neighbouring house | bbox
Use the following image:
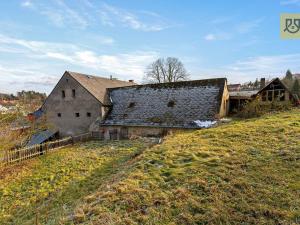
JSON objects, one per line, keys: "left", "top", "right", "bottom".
{"left": 229, "top": 77, "right": 298, "bottom": 112}
{"left": 92, "top": 78, "right": 229, "bottom": 140}
{"left": 41, "top": 71, "right": 135, "bottom": 137}
{"left": 256, "top": 78, "right": 297, "bottom": 103}
{"left": 228, "top": 84, "right": 241, "bottom": 92}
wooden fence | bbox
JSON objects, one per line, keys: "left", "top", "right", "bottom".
{"left": 0, "top": 132, "right": 95, "bottom": 165}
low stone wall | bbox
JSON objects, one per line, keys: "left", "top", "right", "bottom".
{"left": 96, "top": 126, "right": 179, "bottom": 140}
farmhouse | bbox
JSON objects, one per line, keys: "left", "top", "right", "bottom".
{"left": 93, "top": 78, "right": 229, "bottom": 140}
{"left": 42, "top": 71, "right": 135, "bottom": 136}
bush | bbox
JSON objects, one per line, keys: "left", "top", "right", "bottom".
{"left": 236, "top": 98, "right": 293, "bottom": 118}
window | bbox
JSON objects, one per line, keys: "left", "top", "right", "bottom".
{"left": 72, "top": 89, "right": 76, "bottom": 98}
{"left": 75, "top": 113, "right": 80, "bottom": 117}
{"left": 279, "top": 90, "right": 285, "bottom": 101}
{"left": 57, "top": 113, "right": 61, "bottom": 117}
{"left": 62, "top": 90, "right": 65, "bottom": 98}
{"left": 87, "top": 112, "right": 91, "bottom": 117}
{"left": 167, "top": 100, "right": 175, "bottom": 107}
{"left": 128, "top": 102, "right": 135, "bottom": 108}
{"left": 267, "top": 91, "right": 273, "bottom": 101}
{"left": 66, "top": 79, "right": 69, "bottom": 83}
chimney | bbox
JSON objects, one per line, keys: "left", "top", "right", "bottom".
{"left": 128, "top": 79, "right": 134, "bottom": 83}
{"left": 260, "top": 78, "right": 266, "bottom": 89}
{"left": 110, "top": 75, "right": 113, "bottom": 80}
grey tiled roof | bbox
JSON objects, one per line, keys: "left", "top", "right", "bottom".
{"left": 101, "top": 78, "right": 226, "bottom": 128}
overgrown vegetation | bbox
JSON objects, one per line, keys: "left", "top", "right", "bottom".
{"left": 236, "top": 98, "right": 293, "bottom": 118}
{"left": 0, "top": 109, "right": 299, "bottom": 224}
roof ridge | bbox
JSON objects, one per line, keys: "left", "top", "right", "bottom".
{"left": 107, "top": 77, "right": 226, "bottom": 90}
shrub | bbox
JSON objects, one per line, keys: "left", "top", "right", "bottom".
{"left": 236, "top": 97, "right": 293, "bottom": 118}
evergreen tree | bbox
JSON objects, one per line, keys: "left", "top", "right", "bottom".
{"left": 282, "top": 69, "right": 294, "bottom": 89}
{"left": 286, "top": 69, "right": 293, "bottom": 80}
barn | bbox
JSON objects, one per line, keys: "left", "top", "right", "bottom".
{"left": 93, "top": 78, "right": 229, "bottom": 140}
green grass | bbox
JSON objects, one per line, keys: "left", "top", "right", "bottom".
{"left": 0, "top": 109, "right": 300, "bottom": 224}
{"left": 0, "top": 140, "right": 148, "bottom": 224}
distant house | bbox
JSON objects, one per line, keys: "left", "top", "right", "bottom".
{"left": 256, "top": 78, "right": 297, "bottom": 103}
{"left": 293, "top": 73, "right": 300, "bottom": 79}
{"left": 94, "top": 78, "right": 229, "bottom": 140}
{"left": 229, "top": 77, "right": 298, "bottom": 112}
{"left": 228, "top": 84, "right": 241, "bottom": 92}
{"left": 42, "top": 71, "right": 135, "bottom": 136}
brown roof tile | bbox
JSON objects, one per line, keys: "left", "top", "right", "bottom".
{"left": 67, "top": 71, "right": 136, "bottom": 104}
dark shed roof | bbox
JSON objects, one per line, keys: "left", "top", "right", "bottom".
{"left": 27, "top": 130, "right": 58, "bottom": 146}
{"left": 101, "top": 78, "right": 227, "bottom": 128}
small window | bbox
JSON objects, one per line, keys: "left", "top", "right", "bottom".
{"left": 87, "top": 112, "right": 91, "bottom": 117}
{"left": 57, "top": 113, "right": 61, "bottom": 117}
{"left": 75, "top": 113, "right": 80, "bottom": 117}
{"left": 279, "top": 90, "right": 285, "bottom": 101}
{"left": 128, "top": 102, "right": 135, "bottom": 108}
{"left": 62, "top": 90, "right": 65, "bottom": 98}
{"left": 66, "top": 79, "right": 69, "bottom": 83}
{"left": 267, "top": 91, "right": 273, "bottom": 101}
{"left": 72, "top": 89, "right": 76, "bottom": 98}
{"left": 167, "top": 100, "right": 175, "bottom": 107}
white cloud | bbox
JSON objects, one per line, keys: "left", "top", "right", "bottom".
{"left": 0, "top": 34, "right": 158, "bottom": 92}
{"left": 204, "top": 34, "right": 216, "bottom": 41}
{"left": 21, "top": 0, "right": 89, "bottom": 29}
{"left": 99, "top": 3, "right": 172, "bottom": 31}
{"left": 204, "top": 17, "right": 264, "bottom": 42}
{"left": 21, "top": 0, "right": 34, "bottom": 8}
{"left": 204, "top": 32, "right": 232, "bottom": 41}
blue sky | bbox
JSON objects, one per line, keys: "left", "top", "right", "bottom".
{"left": 0, "top": 0, "right": 300, "bottom": 94}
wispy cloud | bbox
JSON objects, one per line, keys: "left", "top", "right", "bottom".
{"left": 21, "top": 0, "right": 34, "bottom": 8}
{"left": 204, "top": 33, "right": 232, "bottom": 41}
{"left": 98, "top": 3, "right": 173, "bottom": 31}
{"left": 280, "top": 0, "right": 300, "bottom": 6}
{"left": 204, "top": 17, "right": 264, "bottom": 41}
{"left": 21, "top": 0, "right": 89, "bottom": 29}
{"left": 235, "top": 18, "right": 264, "bottom": 34}
{"left": 0, "top": 34, "right": 158, "bottom": 92}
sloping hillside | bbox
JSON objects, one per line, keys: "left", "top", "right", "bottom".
{"left": 67, "top": 109, "right": 300, "bottom": 225}
{"left": 0, "top": 109, "right": 299, "bottom": 224}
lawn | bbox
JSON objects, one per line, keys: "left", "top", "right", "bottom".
{"left": 0, "top": 109, "right": 299, "bottom": 224}
{"left": 0, "top": 140, "right": 149, "bottom": 224}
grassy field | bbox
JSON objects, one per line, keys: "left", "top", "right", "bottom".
{"left": 0, "top": 109, "right": 299, "bottom": 224}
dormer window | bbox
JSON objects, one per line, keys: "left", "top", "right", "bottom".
{"left": 167, "top": 100, "right": 175, "bottom": 107}
{"left": 128, "top": 102, "right": 135, "bottom": 108}
{"left": 62, "top": 90, "right": 65, "bottom": 98}
{"left": 72, "top": 89, "right": 76, "bottom": 98}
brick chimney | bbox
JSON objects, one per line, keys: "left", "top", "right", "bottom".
{"left": 110, "top": 75, "right": 113, "bottom": 80}
{"left": 260, "top": 78, "right": 266, "bottom": 89}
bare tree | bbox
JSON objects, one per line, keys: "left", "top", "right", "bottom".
{"left": 144, "top": 57, "right": 189, "bottom": 83}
